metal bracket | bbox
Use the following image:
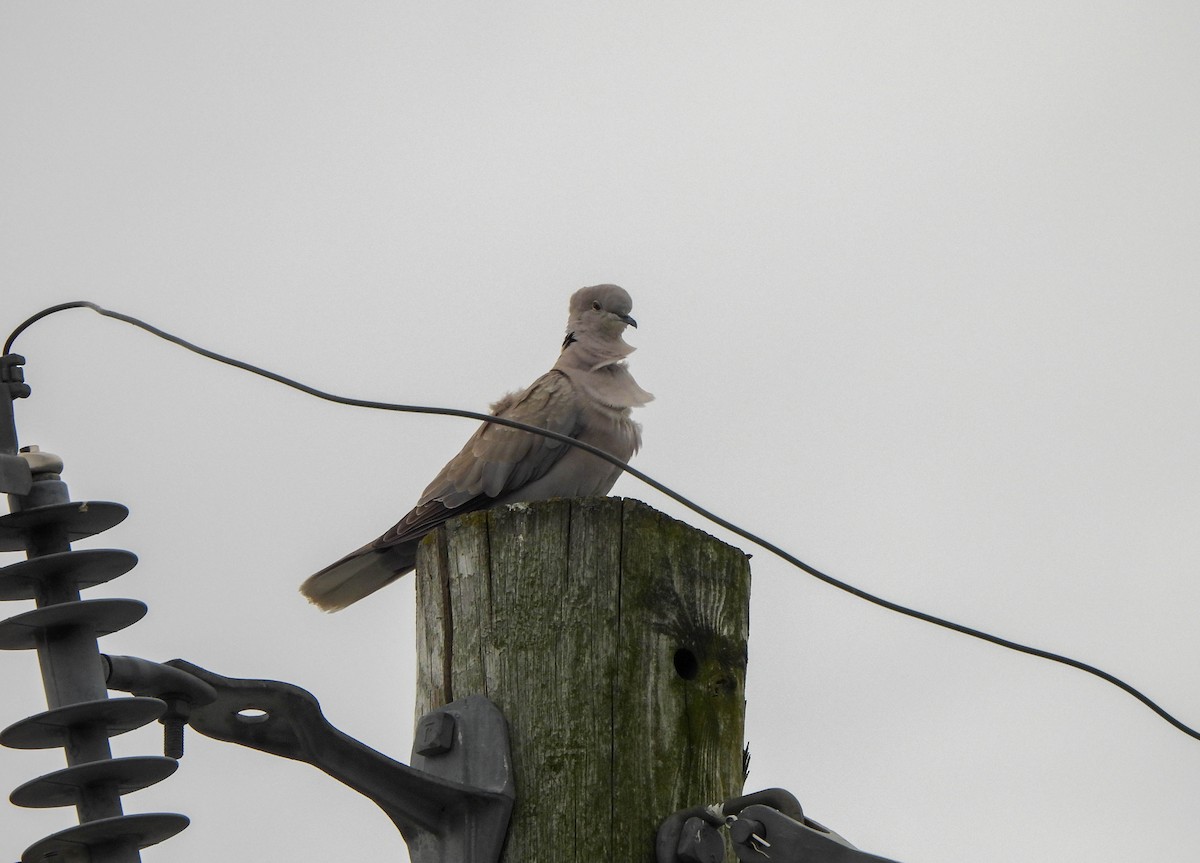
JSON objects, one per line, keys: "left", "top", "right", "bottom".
{"left": 659, "top": 788, "right": 901, "bottom": 863}
{"left": 106, "top": 658, "right": 514, "bottom": 863}
{"left": 0, "top": 353, "right": 32, "bottom": 496}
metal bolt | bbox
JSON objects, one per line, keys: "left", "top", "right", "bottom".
{"left": 163, "top": 717, "right": 185, "bottom": 759}
{"left": 161, "top": 699, "right": 191, "bottom": 759}
{"left": 415, "top": 710, "right": 456, "bottom": 756}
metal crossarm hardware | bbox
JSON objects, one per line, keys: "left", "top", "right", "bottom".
{"left": 126, "top": 660, "right": 515, "bottom": 863}
{"left": 659, "top": 788, "right": 901, "bottom": 863}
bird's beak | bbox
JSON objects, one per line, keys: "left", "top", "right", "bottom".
{"left": 619, "top": 313, "right": 638, "bottom": 328}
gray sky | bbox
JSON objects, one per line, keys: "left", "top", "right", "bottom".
{"left": 3, "top": 3, "right": 1199, "bottom": 861}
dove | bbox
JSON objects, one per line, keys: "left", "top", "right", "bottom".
{"left": 300, "top": 284, "right": 653, "bottom": 611}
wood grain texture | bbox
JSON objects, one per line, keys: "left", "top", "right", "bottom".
{"left": 415, "top": 497, "right": 751, "bottom": 862}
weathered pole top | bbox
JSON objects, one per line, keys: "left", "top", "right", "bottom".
{"left": 415, "top": 495, "right": 751, "bottom": 863}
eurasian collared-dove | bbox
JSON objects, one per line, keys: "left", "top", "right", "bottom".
{"left": 300, "top": 284, "right": 653, "bottom": 611}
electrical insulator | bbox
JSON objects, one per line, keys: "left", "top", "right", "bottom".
{"left": 1, "top": 446, "right": 188, "bottom": 863}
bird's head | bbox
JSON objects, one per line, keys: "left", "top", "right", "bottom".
{"left": 563, "top": 284, "right": 638, "bottom": 351}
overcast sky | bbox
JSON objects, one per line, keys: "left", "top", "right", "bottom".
{"left": 2, "top": 3, "right": 1199, "bottom": 862}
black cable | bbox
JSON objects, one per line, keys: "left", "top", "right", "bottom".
{"left": 6, "top": 301, "right": 1198, "bottom": 742}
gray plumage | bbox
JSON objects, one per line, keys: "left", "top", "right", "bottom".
{"left": 300, "top": 284, "right": 653, "bottom": 611}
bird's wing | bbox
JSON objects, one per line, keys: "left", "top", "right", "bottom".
{"left": 371, "top": 369, "right": 584, "bottom": 548}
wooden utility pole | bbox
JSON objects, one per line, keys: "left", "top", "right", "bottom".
{"left": 415, "top": 496, "right": 751, "bottom": 862}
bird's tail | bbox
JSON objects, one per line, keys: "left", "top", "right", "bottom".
{"left": 299, "top": 547, "right": 411, "bottom": 612}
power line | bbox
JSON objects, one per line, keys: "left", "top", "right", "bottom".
{"left": 5, "top": 300, "right": 1198, "bottom": 742}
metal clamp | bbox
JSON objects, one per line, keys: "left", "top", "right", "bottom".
{"left": 102, "top": 654, "right": 219, "bottom": 758}
{"left": 106, "top": 658, "right": 515, "bottom": 863}
{"left": 659, "top": 788, "right": 901, "bottom": 863}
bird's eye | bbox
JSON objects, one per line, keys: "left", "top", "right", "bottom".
{"left": 591, "top": 300, "right": 602, "bottom": 311}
